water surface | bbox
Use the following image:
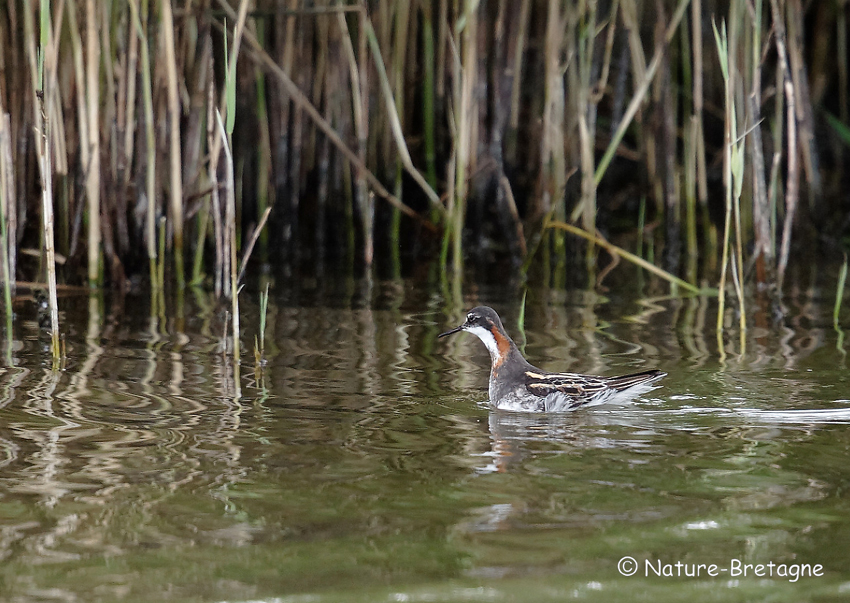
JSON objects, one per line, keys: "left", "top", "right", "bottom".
{"left": 0, "top": 275, "right": 848, "bottom": 602}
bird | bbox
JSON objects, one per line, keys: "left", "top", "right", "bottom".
{"left": 439, "top": 306, "right": 666, "bottom": 412}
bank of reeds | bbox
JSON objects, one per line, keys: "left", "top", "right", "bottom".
{"left": 0, "top": 1, "right": 848, "bottom": 324}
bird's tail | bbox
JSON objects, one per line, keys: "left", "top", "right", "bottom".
{"left": 605, "top": 369, "right": 667, "bottom": 391}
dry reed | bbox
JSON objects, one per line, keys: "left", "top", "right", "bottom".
{"left": 0, "top": 0, "right": 845, "bottom": 358}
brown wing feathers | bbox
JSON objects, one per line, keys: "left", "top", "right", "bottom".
{"left": 524, "top": 369, "right": 666, "bottom": 399}
{"left": 604, "top": 369, "right": 667, "bottom": 391}
{"left": 524, "top": 371, "right": 609, "bottom": 399}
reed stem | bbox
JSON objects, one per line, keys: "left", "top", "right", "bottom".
{"left": 770, "top": 0, "right": 799, "bottom": 292}
{"left": 161, "top": 0, "right": 184, "bottom": 288}
{"left": 217, "top": 105, "right": 240, "bottom": 397}
{"left": 365, "top": 19, "right": 442, "bottom": 213}
{"left": 85, "top": 0, "right": 101, "bottom": 287}
{"left": 0, "top": 114, "right": 13, "bottom": 364}
{"left": 834, "top": 254, "right": 848, "bottom": 330}
{"left": 257, "top": 282, "right": 269, "bottom": 364}
{"left": 421, "top": 2, "right": 437, "bottom": 198}
{"left": 128, "top": 0, "right": 157, "bottom": 288}
{"left": 31, "top": 0, "right": 60, "bottom": 363}
{"left": 548, "top": 220, "right": 706, "bottom": 294}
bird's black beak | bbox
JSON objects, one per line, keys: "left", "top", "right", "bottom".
{"left": 438, "top": 323, "right": 465, "bottom": 338}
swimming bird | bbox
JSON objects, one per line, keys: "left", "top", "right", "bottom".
{"left": 439, "top": 306, "right": 666, "bottom": 412}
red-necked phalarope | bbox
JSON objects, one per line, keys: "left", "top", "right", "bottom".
{"left": 439, "top": 306, "right": 666, "bottom": 412}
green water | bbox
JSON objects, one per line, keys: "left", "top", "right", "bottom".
{"left": 0, "top": 276, "right": 848, "bottom": 602}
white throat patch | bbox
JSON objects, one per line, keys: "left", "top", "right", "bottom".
{"left": 466, "top": 325, "right": 502, "bottom": 359}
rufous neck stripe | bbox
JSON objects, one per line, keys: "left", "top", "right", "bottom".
{"left": 490, "top": 326, "right": 511, "bottom": 366}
